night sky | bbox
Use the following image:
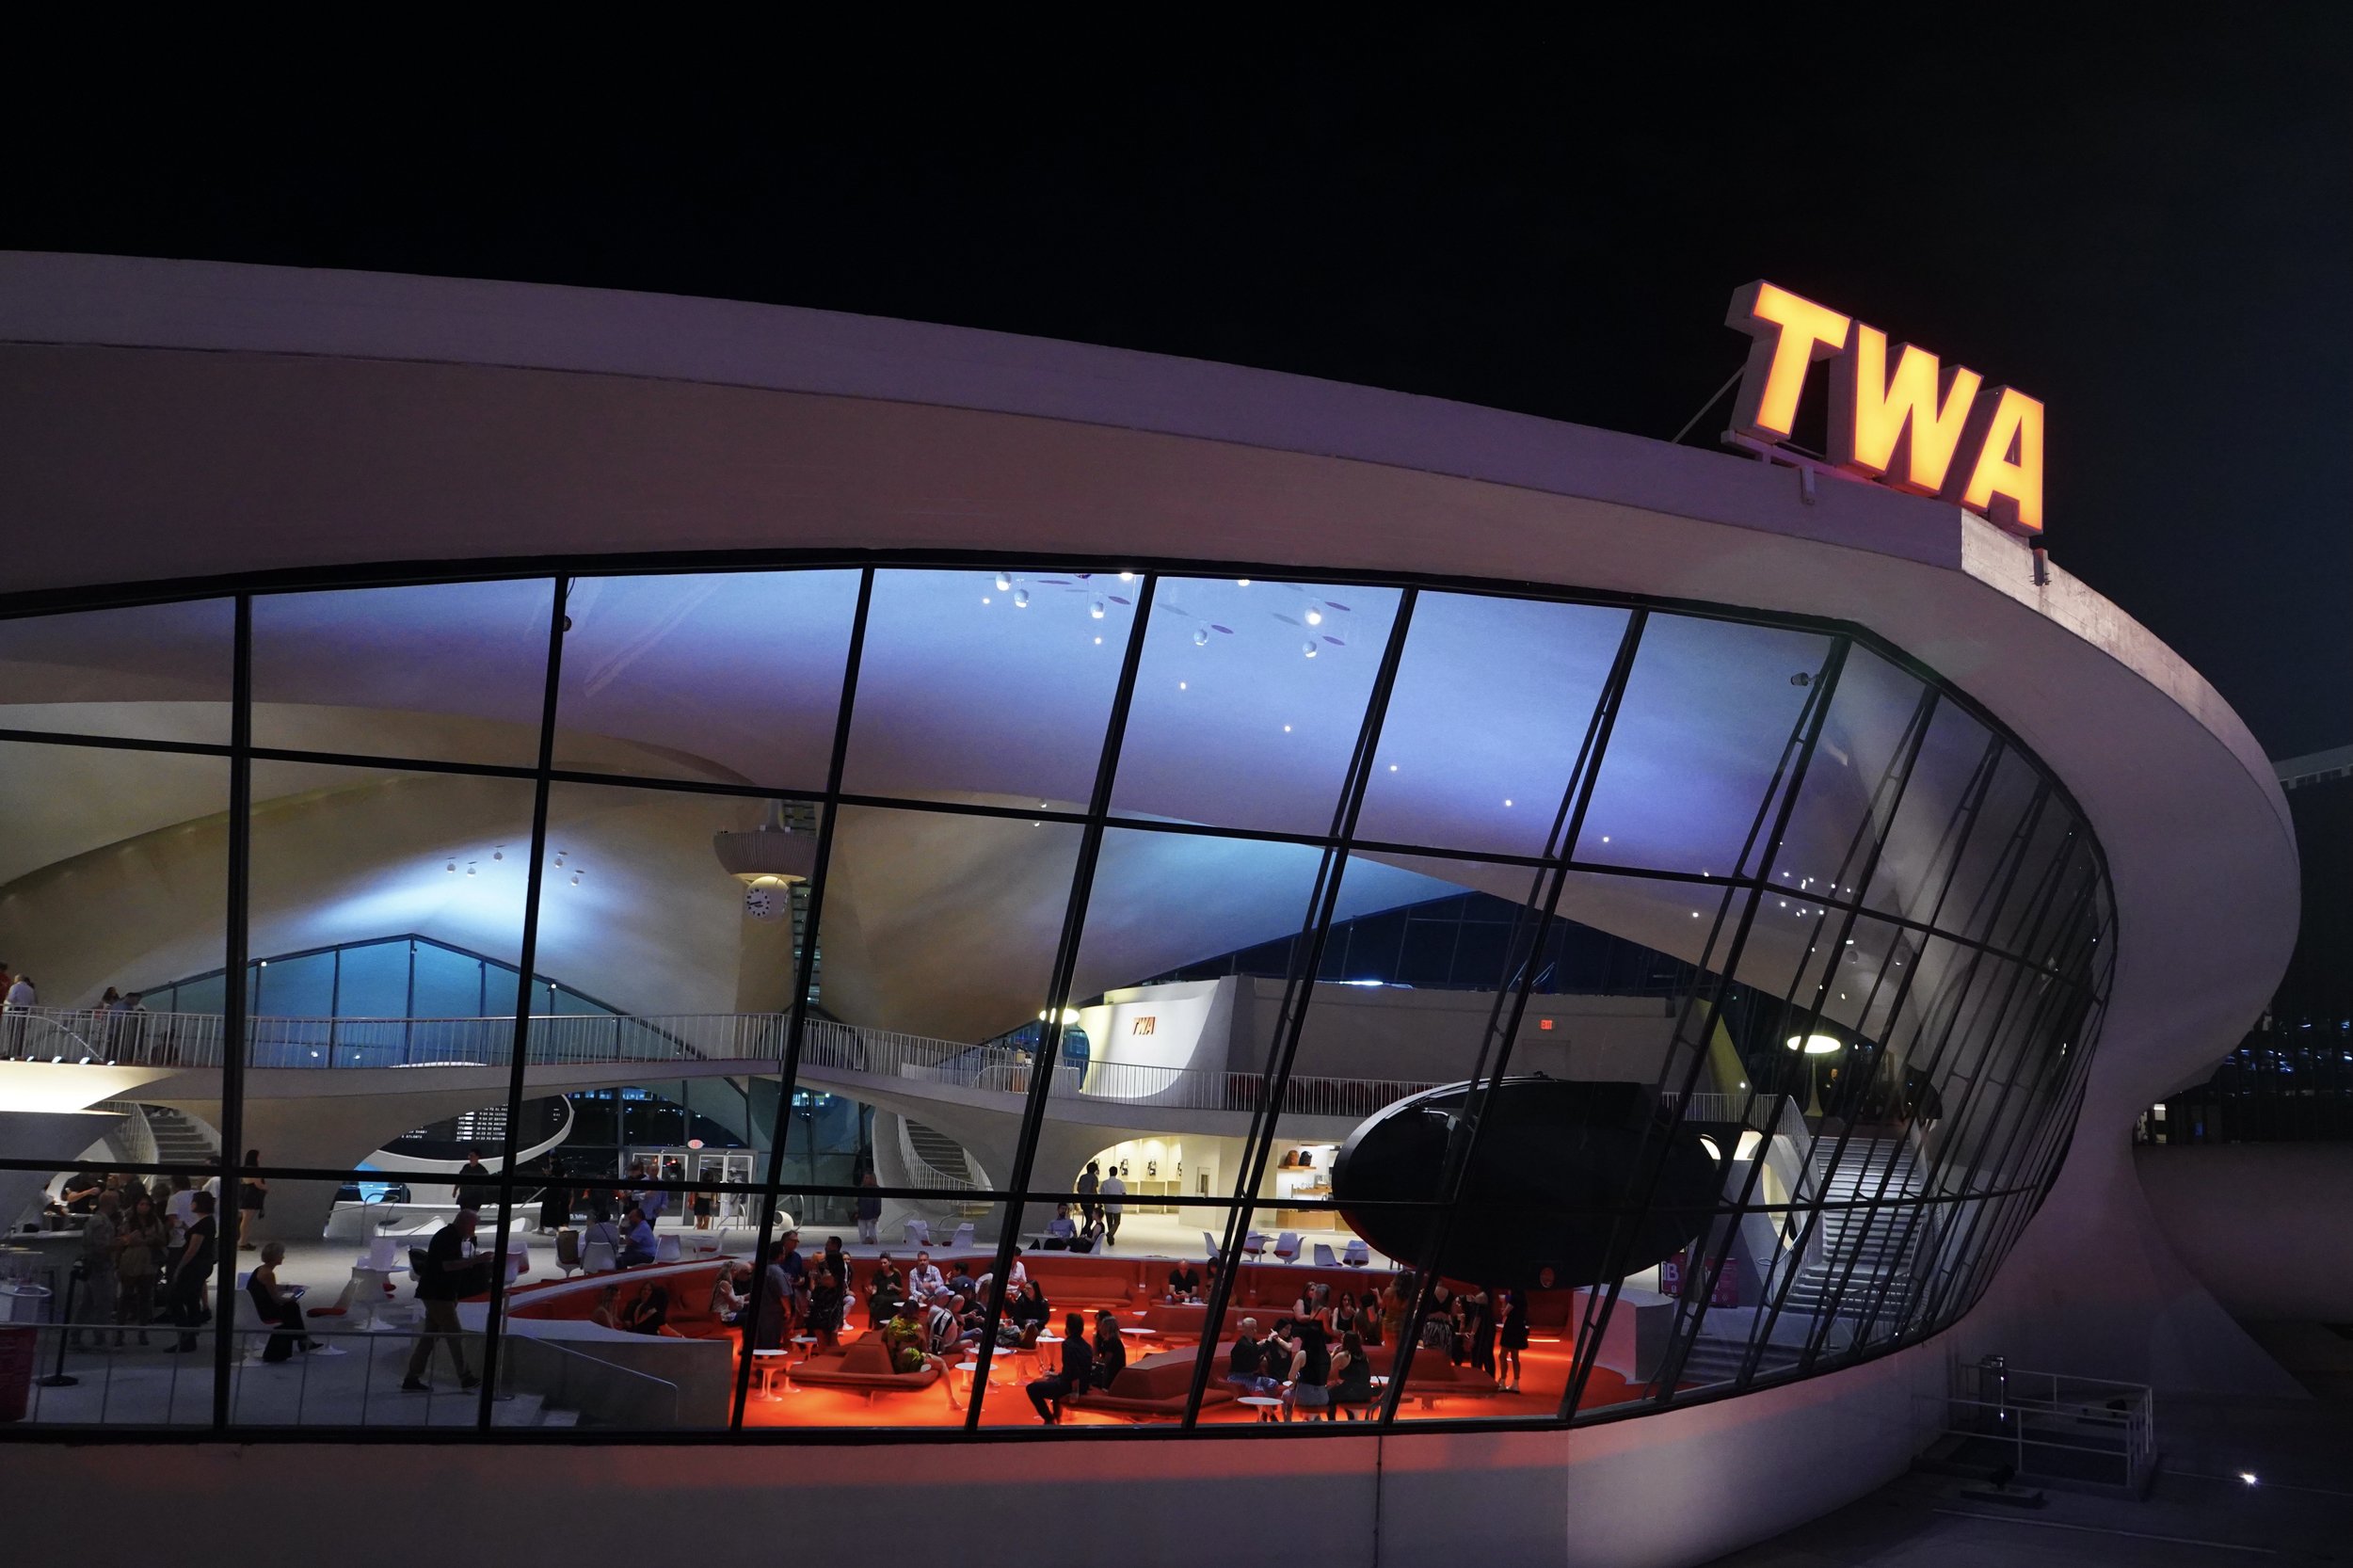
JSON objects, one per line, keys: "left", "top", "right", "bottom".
{"left": 7, "top": 26, "right": 2345, "bottom": 758}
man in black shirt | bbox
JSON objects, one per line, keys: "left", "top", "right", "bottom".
{"left": 1026, "top": 1312, "right": 1095, "bottom": 1423}
{"left": 1166, "top": 1262, "right": 1201, "bottom": 1301}
{"left": 402, "top": 1208, "right": 489, "bottom": 1391}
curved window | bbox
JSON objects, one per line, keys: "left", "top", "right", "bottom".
{"left": 0, "top": 565, "right": 2109, "bottom": 1440}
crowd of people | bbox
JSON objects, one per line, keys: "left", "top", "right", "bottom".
{"left": 56, "top": 1167, "right": 237, "bottom": 1352}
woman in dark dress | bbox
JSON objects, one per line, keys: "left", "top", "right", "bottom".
{"left": 1497, "top": 1286, "right": 1530, "bottom": 1392}
{"left": 536, "top": 1166, "right": 568, "bottom": 1234}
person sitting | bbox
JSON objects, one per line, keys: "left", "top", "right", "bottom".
{"left": 1225, "top": 1317, "right": 1276, "bottom": 1394}
{"left": 944, "top": 1261, "right": 977, "bottom": 1301}
{"left": 246, "top": 1240, "right": 320, "bottom": 1362}
{"left": 866, "top": 1254, "right": 904, "bottom": 1325}
{"left": 905, "top": 1251, "right": 944, "bottom": 1303}
{"left": 925, "top": 1293, "right": 968, "bottom": 1358}
{"left": 616, "top": 1207, "right": 657, "bottom": 1269}
{"left": 1166, "top": 1261, "right": 1202, "bottom": 1302}
{"left": 710, "top": 1263, "right": 750, "bottom": 1327}
{"left": 579, "top": 1211, "right": 622, "bottom": 1265}
{"left": 1026, "top": 1312, "right": 1094, "bottom": 1424}
{"left": 590, "top": 1284, "right": 623, "bottom": 1330}
{"left": 880, "top": 1303, "right": 930, "bottom": 1372}
{"left": 621, "top": 1284, "right": 671, "bottom": 1336}
{"left": 1044, "top": 1204, "right": 1078, "bottom": 1249}
{"left": 1090, "top": 1308, "right": 1126, "bottom": 1390}
{"left": 1009, "top": 1278, "right": 1052, "bottom": 1346}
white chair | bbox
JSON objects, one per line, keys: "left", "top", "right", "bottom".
{"left": 362, "top": 1235, "right": 399, "bottom": 1272}
{"left": 1273, "top": 1231, "right": 1302, "bottom": 1264}
{"left": 903, "top": 1218, "right": 932, "bottom": 1247}
{"left": 944, "top": 1222, "right": 974, "bottom": 1252}
{"left": 1342, "top": 1240, "right": 1370, "bottom": 1268}
{"left": 1203, "top": 1231, "right": 1224, "bottom": 1260}
{"left": 1312, "top": 1242, "right": 1340, "bottom": 1269}
{"left": 581, "top": 1240, "right": 617, "bottom": 1275}
{"left": 504, "top": 1233, "right": 532, "bottom": 1287}
{"left": 1242, "top": 1232, "right": 1270, "bottom": 1257}
{"left": 654, "top": 1234, "right": 682, "bottom": 1263}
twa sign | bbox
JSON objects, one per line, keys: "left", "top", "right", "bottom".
{"left": 1726, "top": 281, "right": 2043, "bottom": 536}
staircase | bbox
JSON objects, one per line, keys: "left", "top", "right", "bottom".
{"left": 1677, "top": 1336, "right": 1801, "bottom": 1386}
{"left": 1780, "top": 1137, "right": 1924, "bottom": 1317}
{"left": 144, "top": 1105, "right": 222, "bottom": 1166}
{"left": 902, "top": 1119, "right": 991, "bottom": 1219}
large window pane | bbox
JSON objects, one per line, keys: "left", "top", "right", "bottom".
{"left": 250, "top": 580, "right": 554, "bottom": 766}
{"left": 554, "top": 570, "right": 860, "bottom": 790}
{"left": 1354, "top": 594, "right": 1629, "bottom": 856}
{"left": 0, "top": 598, "right": 234, "bottom": 744}
{"left": 840, "top": 568, "right": 1130, "bottom": 809}
{"left": 1111, "top": 577, "right": 1404, "bottom": 836}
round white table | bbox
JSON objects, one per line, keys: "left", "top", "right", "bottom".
{"left": 1238, "top": 1395, "right": 1284, "bottom": 1422}
{"left": 751, "top": 1348, "right": 793, "bottom": 1399}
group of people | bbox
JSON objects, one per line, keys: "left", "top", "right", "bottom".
{"left": 0, "top": 966, "right": 169, "bottom": 1060}
{"left": 63, "top": 1167, "right": 240, "bottom": 1352}
{"left": 1222, "top": 1313, "right": 1377, "bottom": 1419}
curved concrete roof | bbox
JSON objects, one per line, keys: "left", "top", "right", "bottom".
{"left": 0, "top": 252, "right": 2297, "bottom": 1160}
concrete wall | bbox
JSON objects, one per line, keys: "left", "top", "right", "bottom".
{"left": 1238, "top": 975, "right": 1678, "bottom": 1083}
{"left": 2137, "top": 1144, "right": 2353, "bottom": 1323}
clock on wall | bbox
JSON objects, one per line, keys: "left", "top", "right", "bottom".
{"left": 744, "top": 884, "right": 784, "bottom": 921}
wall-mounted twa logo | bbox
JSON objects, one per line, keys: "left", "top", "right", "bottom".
{"left": 1727, "top": 281, "right": 2043, "bottom": 536}
{"left": 1130, "top": 1016, "right": 1157, "bottom": 1036}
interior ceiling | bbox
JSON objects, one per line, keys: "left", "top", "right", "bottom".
{"left": 0, "top": 567, "right": 2015, "bottom": 1042}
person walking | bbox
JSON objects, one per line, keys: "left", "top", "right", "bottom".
{"left": 1098, "top": 1168, "right": 1126, "bottom": 1247}
{"left": 401, "top": 1208, "right": 489, "bottom": 1391}
{"left": 1497, "top": 1286, "right": 1529, "bottom": 1393}
{"left": 1075, "top": 1161, "right": 1101, "bottom": 1232}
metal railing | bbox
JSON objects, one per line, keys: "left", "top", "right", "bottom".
{"left": 8, "top": 1004, "right": 1440, "bottom": 1122}
{"left": 1940, "top": 1358, "right": 2155, "bottom": 1494}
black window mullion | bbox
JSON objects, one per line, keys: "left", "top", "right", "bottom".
{"left": 727, "top": 568, "right": 875, "bottom": 1432}
{"left": 473, "top": 575, "right": 571, "bottom": 1429}
{"left": 960, "top": 574, "right": 1162, "bottom": 1429}
{"left": 1559, "top": 634, "right": 1850, "bottom": 1422}
{"left": 1370, "top": 607, "right": 1647, "bottom": 1428}
{"left": 207, "top": 594, "right": 253, "bottom": 1432}
{"left": 1181, "top": 589, "right": 1420, "bottom": 1431}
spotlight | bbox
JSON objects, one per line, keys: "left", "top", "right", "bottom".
{"left": 996, "top": 572, "right": 1013, "bottom": 591}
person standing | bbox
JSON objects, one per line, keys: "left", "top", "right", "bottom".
{"left": 236, "top": 1150, "right": 267, "bottom": 1251}
{"left": 1462, "top": 1283, "right": 1496, "bottom": 1377}
{"left": 1097, "top": 1168, "right": 1125, "bottom": 1246}
{"left": 4, "top": 970, "right": 35, "bottom": 1057}
{"left": 117, "top": 991, "right": 150, "bottom": 1062}
{"left": 114, "top": 1193, "right": 165, "bottom": 1346}
{"left": 1496, "top": 1286, "right": 1529, "bottom": 1392}
{"left": 855, "top": 1170, "right": 883, "bottom": 1246}
{"left": 453, "top": 1149, "right": 491, "bottom": 1213}
{"left": 401, "top": 1208, "right": 488, "bottom": 1391}
{"left": 1075, "top": 1161, "right": 1101, "bottom": 1232}
{"left": 73, "top": 1192, "right": 120, "bottom": 1350}
{"left": 1026, "top": 1312, "right": 1095, "bottom": 1423}
{"left": 166, "top": 1191, "right": 218, "bottom": 1352}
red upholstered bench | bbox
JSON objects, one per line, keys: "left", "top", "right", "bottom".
{"left": 1397, "top": 1348, "right": 1501, "bottom": 1405}
{"left": 1141, "top": 1301, "right": 1208, "bottom": 1336}
{"left": 1064, "top": 1346, "right": 1236, "bottom": 1420}
{"left": 789, "top": 1336, "right": 943, "bottom": 1400}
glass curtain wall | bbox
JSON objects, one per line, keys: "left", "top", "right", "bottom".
{"left": 0, "top": 564, "right": 2110, "bottom": 1440}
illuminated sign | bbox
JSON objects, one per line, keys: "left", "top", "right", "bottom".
{"left": 1130, "top": 1016, "right": 1157, "bottom": 1035}
{"left": 1726, "top": 280, "right": 2043, "bottom": 535}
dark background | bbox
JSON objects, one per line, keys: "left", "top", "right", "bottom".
{"left": 7, "top": 26, "right": 2345, "bottom": 758}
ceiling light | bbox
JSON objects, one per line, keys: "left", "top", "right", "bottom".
{"left": 1093, "top": 635, "right": 1102, "bottom": 645}
{"left": 1601, "top": 836, "right": 1610, "bottom": 843}
{"left": 571, "top": 872, "right": 582, "bottom": 886}
{"left": 1283, "top": 724, "right": 1292, "bottom": 732}
{"left": 1238, "top": 578, "right": 1252, "bottom": 587}
{"left": 492, "top": 847, "right": 504, "bottom": 861}
{"left": 446, "top": 859, "right": 456, "bottom": 873}
{"left": 1193, "top": 626, "right": 1209, "bottom": 647}
{"left": 467, "top": 861, "right": 477, "bottom": 876}
{"left": 1387, "top": 763, "right": 1398, "bottom": 772}
{"left": 1305, "top": 609, "right": 1323, "bottom": 626}
{"left": 982, "top": 596, "right": 991, "bottom": 604}
{"left": 1786, "top": 1033, "right": 1844, "bottom": 1054}
{"left": 1178, "top": 680, "right": 1188, "bottom": 691}
{"left": 1303, "top": 641, "right": 1318, "bottom": 658}
{"left": 996, "top": 572, "right": 1013, "bottom": 591}
{"left": 1118, "top": 571, "right": 1134, "bottom": 583}
{"left": 554, "top": 853, "right": 565, "bottom": 867}
{"left": 1014, "top": 588, "right": 1031, "bottom": 609}
{"left": 1503, "top": 798, "right": 1513, "bottom": 807}
{"left": 1091, "top": 600, "right": 1106, "bottom": 619}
